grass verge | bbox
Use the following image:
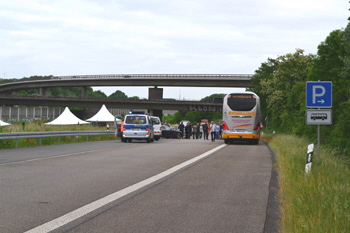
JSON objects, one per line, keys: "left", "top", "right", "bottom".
{"left": 0, "top": 121, "right": 116, "bottom": 149}
{"left": 262, "top": 134, "right": 350, "bottom": 233}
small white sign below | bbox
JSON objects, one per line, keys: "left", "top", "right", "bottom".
{"left": 305, "top": 109, "right": 332, "bottom": 125}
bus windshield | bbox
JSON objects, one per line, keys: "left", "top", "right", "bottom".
{"left": 227, "top": 94, "right": 256, "bottom": 111}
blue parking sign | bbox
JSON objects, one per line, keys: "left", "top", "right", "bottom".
{"left": 306, "top": 82, "right": 332, "bottom": 108}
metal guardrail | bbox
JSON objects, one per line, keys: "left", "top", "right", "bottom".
{"left": 52, "top": 74, "right": 254, "bottom": 80}
{"left": 0, "top": 131, "right": 116, "bottom": 148}
{"left": 0, "top": 74, "right": 254, "bottom": 83}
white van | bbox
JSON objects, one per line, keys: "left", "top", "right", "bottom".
{"left": 151, "top": 116, "right": 162, "bottom": 141}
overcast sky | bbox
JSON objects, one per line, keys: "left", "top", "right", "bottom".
{"left": 1, "top": 0, "right": 349, "bottom": 100}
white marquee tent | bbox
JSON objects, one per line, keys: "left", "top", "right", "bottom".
{"left": 86, "top": 104, "right": 121, "bottom": 124}
{"left": 45, "top": 107, "right": 90, "bottom": 125}
{"left": 0, "top": 119, "right": 11, "bottom": 126}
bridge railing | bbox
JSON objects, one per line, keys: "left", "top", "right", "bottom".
{"left": 52, "top": 74, "right": 254, "bottom": 79}
{"left": 0, "top": 131, "right": 116, "bottom": 148}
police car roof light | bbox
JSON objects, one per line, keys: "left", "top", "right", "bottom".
{"left": 128, "top": 110, "right": 148, "bottom": 115}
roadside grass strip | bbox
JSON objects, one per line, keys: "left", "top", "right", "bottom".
{"left": 267, "top": 134, "right": 350, "bottom": 233}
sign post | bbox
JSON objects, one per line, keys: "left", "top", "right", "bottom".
{"left": 305, "top": 81, "right": 332, "bottom": 164}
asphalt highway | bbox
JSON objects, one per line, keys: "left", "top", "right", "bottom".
{"left": 0, "top": 138, "right": 276, "bottom": 233}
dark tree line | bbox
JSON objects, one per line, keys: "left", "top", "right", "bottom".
{"left": 251, "top": 21, "right": 350, "bottom": 155}
{"left": 162, "top": 94, "right": 226, "bottom": 124}
{"left": 0, "top": 75, "right": 127, "bottom": 99}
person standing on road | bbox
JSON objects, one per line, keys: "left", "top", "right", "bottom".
{"left": 185, "top": 121, "right": 192, "bottom": 139}
{"left": 192, "top": 123, "right": 198, "bottom": 139}
{"left": 195, "top": 123, "right": 200, "bottom": 139}
{"left": 210, "top": 121, "right": 216, "bottom": 142}
{"left": 202, "top": 123, "right": 209, "bottom": 140}
{"left": 215, "top": 123, "right": 221, "bottom": 139}
{"left": 199, "top": 124, "right": 203, "bottom": 139}
{"left": 179, "top": 121, "right": 185, "bottom": 139}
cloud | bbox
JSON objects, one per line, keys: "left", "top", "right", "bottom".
{"left": 0, "top": 0, "right": 348, "bottom": 99}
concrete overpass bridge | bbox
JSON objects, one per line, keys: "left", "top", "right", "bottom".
{"left": 0, "top": 74, "right": 254, "bottom": 95}
{"left": 0, "top": 96, "right": 222, "bottom": 112}
{"left": 0, "top": 74, "right": 254, "bottom": 118}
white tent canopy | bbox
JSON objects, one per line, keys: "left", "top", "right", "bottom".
{"left": 86, "top": 104, "right": 121, "bottom": 123}
{"left": 45, "top": 107, "right": 90, "bottom": 125}
{"left": 0, "top": 119, "right": 11, "bottom": 126}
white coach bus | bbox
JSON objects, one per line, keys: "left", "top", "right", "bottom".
{"left": 222, "top": 91, "right": 262, "bottom": 144}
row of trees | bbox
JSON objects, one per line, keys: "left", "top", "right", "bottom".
{"left": 0, "top": 75, "right": 137, "bottom": 99}
{"left": 162, "top": 94, "right": 226, "bottom": 124}
{"left": 0, "top": 76, "right": 128, "bottom": 99}
{"left": 250, "top": 21, "right": 350, "bottom": 155}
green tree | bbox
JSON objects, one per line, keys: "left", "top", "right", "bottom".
{"left": 18, "top": 89, "right": 40, "bottom": 96}
{"left": 173, "top": 111, "right": 187, "bottom": 123}
{"left": 108, "top": 90, "right": 128, "bottom": 99}
{"left": 50, "top": 87, "right": 82, "bottom": 97}
{"left": 251, "top": 24, "right": 350, "bottom": 155}
{"left": 327, "top": 23, "right": 350, "bottom": 150}
{"left": 164, "top": 92, "right": 225, "bottom": 125}
{"left": 307, "top": 29, "right": 346, "bottom": 142}
{"left": 200, "top": 93, "right": 226, "bottom": 102}
{"left": 13, "top": 76, "right": 107, "bottom": 98}
{"left": 252, "top": 49, "right": 313, "bottom": 133}
{"left": 87, "top": 89, "right": 107, "bottom": 98}
{"left": 310, "top": 30, "right": 346, "bottom": 102}
{"left": 251, "top": 57, "right": 278, "bottom": 125}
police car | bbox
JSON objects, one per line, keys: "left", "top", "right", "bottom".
{"left": 121, "top": 111, "right": 154, "bottom": 143}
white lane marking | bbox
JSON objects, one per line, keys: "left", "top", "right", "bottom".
{"left": 25, "top": 144, "right": 227, "bottom": 233}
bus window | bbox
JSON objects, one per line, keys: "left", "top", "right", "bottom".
{"left": 227, "top": 94, "right": 256, "bottom": 111}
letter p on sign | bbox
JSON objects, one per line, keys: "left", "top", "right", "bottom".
{"left": 312, "top": 85, "right": 326, "bottom": 104}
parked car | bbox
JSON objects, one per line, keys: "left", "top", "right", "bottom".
{"left": 151, "top": 116, "right": 162, "bottom": 141}
{"left": 161, "top": 125, "right": 182, "bottom": 139}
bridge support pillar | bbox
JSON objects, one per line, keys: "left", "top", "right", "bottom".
{"left": 148, "top": 87, "right": 163, "bottom": 121}
{"left": 40, "top": 88, "right": 49, "bottom": 96}
{"left": 82, "top": 87, "right": 87, "bottom": 98}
